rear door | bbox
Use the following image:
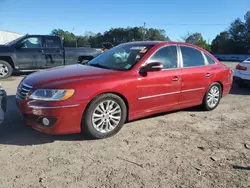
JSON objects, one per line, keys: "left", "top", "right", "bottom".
{"left": 178, "top": 45, "right": 212, "bottom": 106}
{"left": 43, "top": 36, "right": 64, "bottom": 68}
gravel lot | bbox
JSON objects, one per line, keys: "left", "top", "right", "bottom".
{"left": 1, "top": 62, "right": 250, "bottom": 188}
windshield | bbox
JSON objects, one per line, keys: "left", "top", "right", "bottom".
{"left": 5, "top": 36, "right": 26, "bottom": 46}
{"left": 87, "top": 43, "right": 154, "bottom": 71}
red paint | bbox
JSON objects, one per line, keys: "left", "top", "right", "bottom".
{"left": 17, "top": 42, "right": 233, "bottom": 135}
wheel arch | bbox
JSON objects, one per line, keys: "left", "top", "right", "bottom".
{"left": 214, "top": 81, "right": 224, "bottom": 95}
{"left": 83, "top": 91, "right": 130, "bottom": 122}
{"left": 0, "top": 56, "right": 15, "bottom": 69}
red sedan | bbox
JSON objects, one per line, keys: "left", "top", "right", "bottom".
{"left": 16, "top": 41, "right": 233, "bottom": 139}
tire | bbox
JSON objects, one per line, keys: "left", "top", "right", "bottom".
{"left": 82, "top": 93, "right": 127, "bottom": 139}
{"left": 0, "top": 60, "right": 13, "bottom": 79}
{"left": 202, "top": 82, "right": 222, "bottom": 111}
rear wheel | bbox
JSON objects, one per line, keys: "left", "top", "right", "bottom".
{"left": 82, "top": 94, "right": 127, "bottom": 139}
{"left": 0, "top": 60, "right": 13, "bottom": 79}
{"left": 202, "top": 83, "right": 222, "bottom": 111}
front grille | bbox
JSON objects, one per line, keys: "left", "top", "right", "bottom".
{"left": 17, "top": 83, "right": 33, "bottom": 100}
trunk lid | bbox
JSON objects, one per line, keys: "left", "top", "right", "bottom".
{"left": 239, "top": 60, "right": 250, "bottom": 75}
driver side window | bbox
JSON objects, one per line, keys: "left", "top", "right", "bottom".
{"left": 149, "top": 46, "right": 178, "bottom": 69}
{"left": 19, "top": 37, "right": 42, "bottom": 49}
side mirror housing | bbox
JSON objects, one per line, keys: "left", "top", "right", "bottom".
{"left": 139, "top": 62, "right": 163, "bottom": 74}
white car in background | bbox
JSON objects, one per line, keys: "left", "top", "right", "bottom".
{"left": 234, "top": 57, "right": 250, "bottom": 87}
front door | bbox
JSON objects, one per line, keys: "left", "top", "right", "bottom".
{"left": 135, "top": 45, "right": 181, "bottom": 115}
{"left": 42, "top": 36, "right": 64, "bottom": 68}
{"left": 178, "top": 45, "right": 211, "bottom": 106}
{"left": 15, "top": 36, "right": 45, "bottom": 69}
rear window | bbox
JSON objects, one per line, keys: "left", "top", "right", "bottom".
{"left": 45, "top": 37, "right": 61, "bottom": 48}
{"left": 180, "top": 46, "right": 205, "bottom": 67}
{"left": 205, "top": 54, "right": 216, "bottom": 65}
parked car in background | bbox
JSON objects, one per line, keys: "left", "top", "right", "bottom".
{"left": 0, "top": 84, "right": 7, "bottom": 124}
{"left": 16, "top": 41, "right": 233, "bottom": 139}
{"left": 234, "top": 57, "right": 250, "bottom": 87}
{"left": 0, "top": 35, "right": 103, "bottom": 79}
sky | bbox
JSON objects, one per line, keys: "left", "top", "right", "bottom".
{"left": 0, "top": 0, "right": 249, "bottom": 43}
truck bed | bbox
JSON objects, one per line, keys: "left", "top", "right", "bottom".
{"left": 64, "top": 47, "right": 102, "bottom": 64}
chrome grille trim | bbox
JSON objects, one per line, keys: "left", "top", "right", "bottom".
{"left": 23, "top": 83, "right": 32, "bottom": 88}
{"left": 17, "top": 82, "right": 33, "bottom": 100}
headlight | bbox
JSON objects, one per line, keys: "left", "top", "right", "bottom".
{"left": 29, "top": 89, "right": 75, "bottom": 101}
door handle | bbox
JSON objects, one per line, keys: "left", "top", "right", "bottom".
{"left": 172, "top": 76, "right": 180, "bottom": 81}
{"left": 205, "top": 73, "right": 211, "bottom": 78}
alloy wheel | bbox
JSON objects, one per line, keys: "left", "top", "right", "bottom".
{"left": 0, "top": 64, "right": 9, "bottom": 78}
{"left": 92, "top": 100, "right": 122, "bottom": 133}
{"left": 207, "top": 85, "right": 220, "bottom": 108}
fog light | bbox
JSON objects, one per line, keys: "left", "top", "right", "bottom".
{"left": 42, "top": 118, "right": 50, "bottom": 126}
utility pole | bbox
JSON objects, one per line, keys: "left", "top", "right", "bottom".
{"left": 72, "top": 27, "right": 78, "bottom": 47}
{"left": 142, "top": 22, "right": 146, "bottom": 41}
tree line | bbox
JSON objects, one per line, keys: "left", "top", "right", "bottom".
{"left": 51, "top": 11, "right": 249, "bottom": 54}
{"left": 51, "top": 27, "right": 169, "bottom": 48}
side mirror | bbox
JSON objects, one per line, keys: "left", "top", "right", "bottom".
{"left": 139, "top": 62, "right": 163, "bottom": 74}
{"left": 15, "top": 43, "right": 25, "bottom": 49}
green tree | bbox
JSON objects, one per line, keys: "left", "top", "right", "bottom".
{"left": 211, "top": 31, "right": 233, "bottom": 54}
{"left": 51, "top": 29, "right": 77, "bottom": 47}
{"left": 51, "top": 27, "right": 170, "bottom": 48}
{"left": 77, "top": 36, "right": 90, "bottom": 47}
{"left": 211, "top": 11, "right": 250, "bottom": 54}
{"left": 184, "top": 32, "right": 210, "bottom": 51}
{"left": 145, "top": 28, "right": 170, "bottom": 41}
{"left": 244, "top": 11, "right": 250, "bottom": 53}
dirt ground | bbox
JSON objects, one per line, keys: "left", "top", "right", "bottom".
{"left": 0, "top": 62, "right": 250, "bottom": 188}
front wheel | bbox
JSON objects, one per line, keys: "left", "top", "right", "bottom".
{"left": 202, "top": 83, "right": 222, "bottom": 111}
{"left": 0, "top": 60, "right": 13, "bottom": 79}
{"left": 82, "top": 94, "right": 127, "bottom": 139}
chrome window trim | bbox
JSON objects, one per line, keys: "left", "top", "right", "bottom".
{"left": 138, "top": 87, "right": 205, "bottom": 100}
{"left": 203, "top": 52, "right": 217, "bottom": 65}
{"left": 28, "top": 104, "right": 79, "bottom": 109}
{"left": 201, "top": 51, "right": 209, "bottom": 66}
{"left": 140, "top": 44, "right": 181, "bottom": 71}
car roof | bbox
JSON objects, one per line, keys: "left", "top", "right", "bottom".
{"left": 124, "top": 41, "right": 201, "bottom": 47}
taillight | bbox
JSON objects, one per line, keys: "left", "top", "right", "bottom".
{"left": 236, "top": 64, "right": 247, "bottom": 71}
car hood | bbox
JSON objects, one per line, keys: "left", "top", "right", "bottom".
{"left": 0, "top": 45, "right": 12, "bottom": 52}
{"left": 23, "top": 65, "right": 121, "bottom": 88}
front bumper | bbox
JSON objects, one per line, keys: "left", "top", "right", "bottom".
{"left": 16, "top": 98, "right": 87, "bottom": 134}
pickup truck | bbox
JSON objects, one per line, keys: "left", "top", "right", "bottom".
{"left": 0, "top": 35, "right": 103, "bottom": 79}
